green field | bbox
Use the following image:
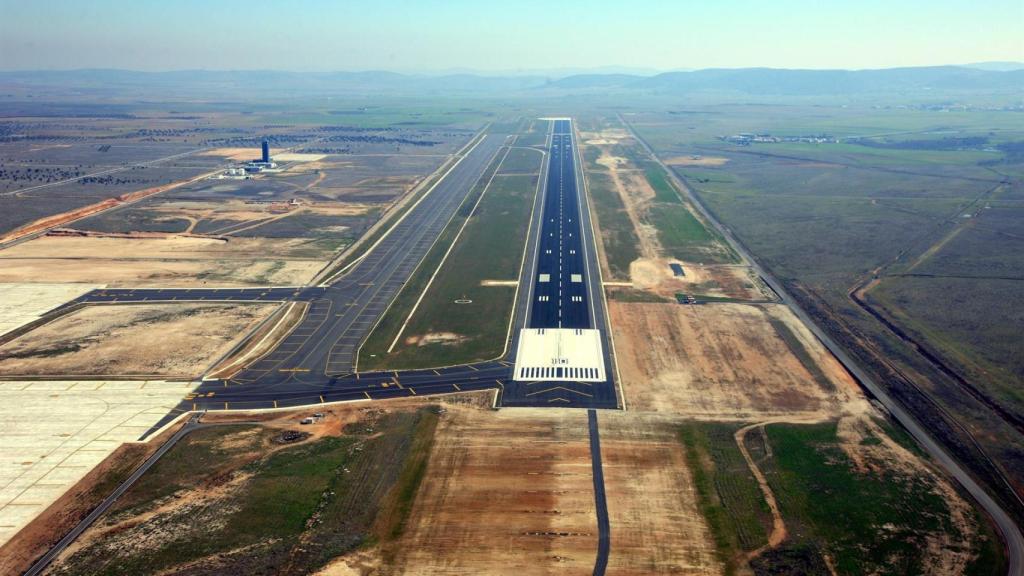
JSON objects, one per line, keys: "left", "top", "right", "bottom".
{"left": 760, "top": 422, "right": 1003, "bottom": 575}
{"left": 499, "top": 146, "right": 545, "bottom": 174}
{"left": 515, "top": 119, "right": 550, "bottom": 148}
{"left": 630, "top": 104, "right": 1024, "bottom": 521}
{"left": 359, "top": 144, "right": 541, "bottom": 369}
{"left": 52, "top": 409, "right": 440, "bottom": 575}
{"left": 869, "top": 275, "right": 1024, "bottom": 415}
{"left": 585, "top": 169, "right": 641, "bottom": 279}
{"left": 680, "top": 420, "right": 1005, "bottom": 576}
{"left": 679, "top": 422, "right": 771, "bottom": 575}
{"left": 581, "top": 115, "right": 737, "bottom": 276}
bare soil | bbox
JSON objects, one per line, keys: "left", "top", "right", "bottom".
{"left": 595, "top": 145, "right": 661, "bottom": 261}
{"left": 200, "top": 147, "right": 286, "bottom": 161}
{"left": 629, "top": 259, "right": 765, "bottom": 300}
{"left": 393, "top": 406, "right": 598, "bottom": 574}
{"left": 609, "top": 301, "right": 866, "bottom": 419}
{"left": 43, "top": 394, "right": 490, "bottom": 576}
{"left": 598, "top": 412, "right": 724, "bottom": 574}
{"left": 0, "top": 302, "right": 276, "bottom": 376}
{"left": 0, "top": 234, "right": 327, "bottom": 286}
{"left": 404, "top": 332, "right": 467, "bottom": 347}
{"left": 664, "top": 156, "right": 730, "bottom": 167}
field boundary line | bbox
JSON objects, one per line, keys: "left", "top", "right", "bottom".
{"left": 386, "top": 144, "right": 513, "bottom": 353}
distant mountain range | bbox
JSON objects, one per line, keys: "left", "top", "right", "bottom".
{"left": 0, "top": 65, "right": 1020, "bottom": 99}
{"left": 548, "top": 66, "right": 1024, "bottom": 95}
{"left": 962, "top": 61, "right": 1024, "bottom": 72}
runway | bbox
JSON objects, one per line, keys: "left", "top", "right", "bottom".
{"left": 65, "top": 120, "right": 618, "bottom": 418}
{"left": 501, "top": 119, "right": 618, "bottom": 408}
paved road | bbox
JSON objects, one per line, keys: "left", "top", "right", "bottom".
{"left": 623, "top": 116, "right": 1024, "bottom": 576}
{"left": 501, "top": 119, "right": 618, "bottom": 409}
{"left": 588, "top": 409, "right": 611, "bottom": 575}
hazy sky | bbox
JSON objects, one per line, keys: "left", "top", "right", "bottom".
{"left": 1, "top": 0, "right": 1021, "bottom": 72}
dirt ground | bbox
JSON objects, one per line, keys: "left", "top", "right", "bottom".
{"left": 609, "top": 301, "right": 867, "bottom": 419}
{"left": 629, "top": 258, "right": 767, "bottom": 300}
{"left": 44, "top": 394, "right": 490, "bottom": 576}
{"left": 137, "top": 199, "right": 373, "bottom": 234}
{"left": 388, "top": 403, "right": 724, "bottom": 575}
{"left": 200, "top": 147, "right": 324, "bottom": 163}
{"left": 0, "top": 302, "right": 276, "bottom": 376}
{"left": 393, "top": 406, "right": 599, "bottom": 575}
{"left": 592, "top": 141, "right": 662, "bottom": 261}
{"left": 664, "top": 156, "right": 729, "bottom": 167}
{"left": 0, "top": 234, "right": 327, "bottom": 286}
{"left": 598, "top": 412, "right": 723, "bottom": 575}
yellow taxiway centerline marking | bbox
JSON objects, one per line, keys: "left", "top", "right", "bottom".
{"left": 364, "top": 391, "right": 371, "bottom": 399}
{"left": 273, "top": 400, "right": 278, "bottom": 408}
{"left": 408, "top": 388, "right": 416, "bottom": 395}
{"left": 453, "top": 383, "right": 461, "bottom": 391}
{"left": 319, "top": 395, "right": 325, "bottom": 403}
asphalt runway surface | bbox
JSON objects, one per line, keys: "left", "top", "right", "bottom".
{"left": 527, "top": 126, "right": 590, "bottom": 329}
{"left": 501, "top": 119, "right": 618, "bottom": 409}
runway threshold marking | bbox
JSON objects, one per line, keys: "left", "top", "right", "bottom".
{"left": 526, "top": 385, "right": 593, "bottom": 398}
